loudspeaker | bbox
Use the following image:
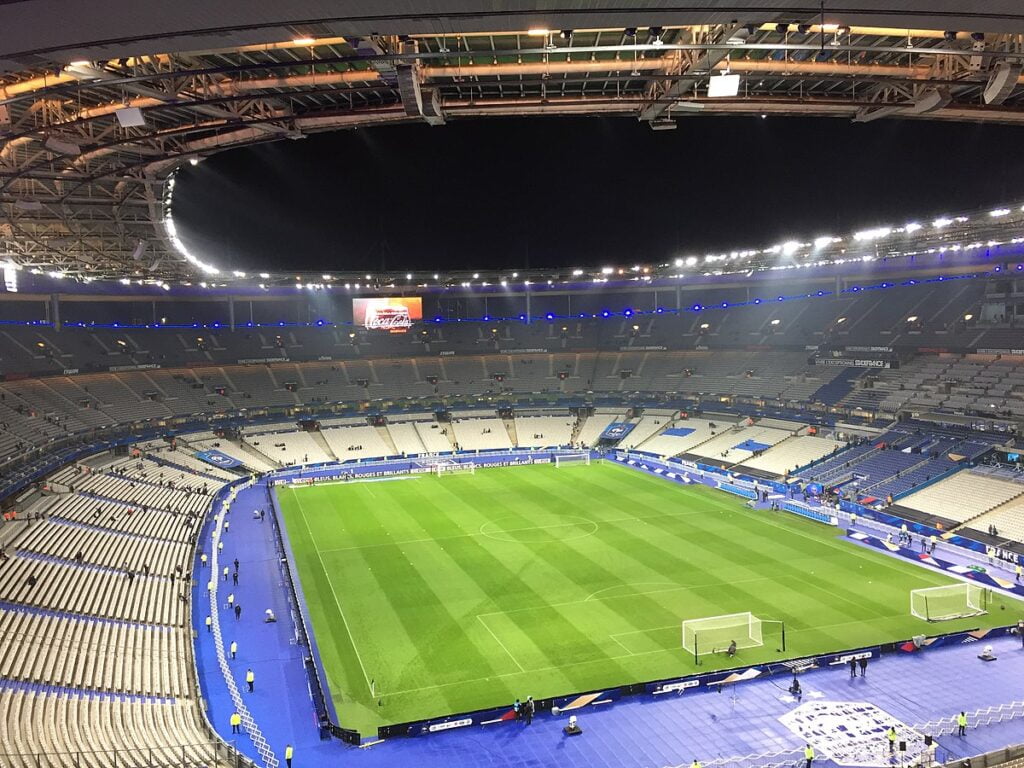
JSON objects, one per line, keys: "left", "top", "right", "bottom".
{"left": 115, "top": 106, "right": 147, "bottom": 127}
{"left": 899, "top": 741, "right": 907, "bottom": 752}
{"left": 984, "top": 60, "right": 1022, "bottom": 105}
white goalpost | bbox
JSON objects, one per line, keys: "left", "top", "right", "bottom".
{"left": 431, "top": 460, "right": 475, "bottom": 476}
{"left": 910, "top": 583, "right": 988, "bottom": 622}
{"left": 553, "top": 451, "right": 591, "bottom": 467}
{"left": 410, "top": 457, "right": 475, "bottom": 476}
{"left": 681, "top": 612, "right": 770, "bottom": 664}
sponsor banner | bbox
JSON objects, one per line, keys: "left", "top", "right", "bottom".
{"left": 195, "top": 449, "right": 243, "bottom": 469}
{"left": 600, "top": 422, "right": 636, "bottom": 441}
{"left": 352, "top": 297, "right": 422, "bottom": 332}
{"left": 845, "top": 345, "right": 891, "bottom": 353}
{"left": 317, "top": 355, "right": 333, "bottom": 361}
{"left": 814, "top": 358, "right": 890, "bottom": 368}
{"left": 498, "top": 348, "right": 547, "bottom": 354}
{"left": 619, "top": 345, "right": 667, "bottom": 351}
{"left": 978, "top": 348, "right": 1024, "bottom": 356}
{"left": 62, "top": 368, "right": 80, "bottom": 375}
{"left": 654, "top": 679, "right": 700, "bottom": 694}
{"left": 237, "top": 357, "right": 288, "bottom": 365}
{"left": 109, "top": 363, "right": 161, "bottom": 372}
{"left": 439, "top": 350, "right": 456, "bottom": 356}
{"left": 426, "top": 718, "right": 472, "bottom": 732}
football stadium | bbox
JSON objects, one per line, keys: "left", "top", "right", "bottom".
{"left": 5, "top": 3, "right": 1024, "bottom": 768}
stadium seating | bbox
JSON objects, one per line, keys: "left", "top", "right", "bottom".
{"left": 632, "top": 418, "right": 719, "bottom": 457}
{"left": 898, "top": 471, "right": 1024, "bottom": 524}
{"left": 575, "top": 409, "right": 626, "bottom": 447}
{"left": 513, "top": 414, "right": 576, "bottom": 448}
{"left": 449, "top": 416, "right": 513, "bottom": 451}
{"left": 737, "top": 435, "right": 846, "bottom": 476}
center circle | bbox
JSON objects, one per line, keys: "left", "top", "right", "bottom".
{"left": 479, "top": 515, "right": 599, "bottom": 543}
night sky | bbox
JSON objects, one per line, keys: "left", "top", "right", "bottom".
{"left": 172, "top": 116, "right": 1024, "bottom": 274}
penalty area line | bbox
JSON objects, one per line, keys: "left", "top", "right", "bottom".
{"left": 476, "top": 614, "right": 525, "bottom": 672}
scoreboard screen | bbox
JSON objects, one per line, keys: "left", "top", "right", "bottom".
{"left": 352, "top": 297, "right": 422, "bottom": 332}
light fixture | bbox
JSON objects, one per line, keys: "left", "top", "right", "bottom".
{"left": 707, "top": 72, "right": 741, "bottom": 98}
{"left": 649, "top": 26, "right": 665, "bottom": 46}
{"left": 906, "top": 316, "right": 918, "bottom": 322}
{"left": 964, "top": 313, "right": 974, "bottom": 321}
{"left": 115, "top": 106, "right": 147, "bottom": 128}
{"left": 292, "top": 37, "right": 316, "bottom": 45}
{"left": 527, "top": 27, "right": 551, "bottom": 37}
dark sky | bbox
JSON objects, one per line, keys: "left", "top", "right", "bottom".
{"left": 172, "top": 116, "right": 1024, "bottom": 274}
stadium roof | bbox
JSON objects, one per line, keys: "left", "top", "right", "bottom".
{"left": 3, "top": 1, "right": 1024, "bottom": 282}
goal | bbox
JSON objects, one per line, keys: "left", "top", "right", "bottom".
{"left": 682, "top": 612, "right": 766, "bottom": 663}
{"left": 553, "top": 452, "right": 591, "bottom": 467}
{"left": 431, "top": 460, "right": 475, "bottom": 477}
{"left": 910, "top": 583, "right": 988, "bottom": 622}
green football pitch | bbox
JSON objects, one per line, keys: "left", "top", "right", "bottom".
{"left": 275, "top": 461, "right": 1008, "bottom": 733}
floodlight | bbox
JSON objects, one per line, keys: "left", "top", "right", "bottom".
{"left": 115, "top": 106, "right": 147, "bottom": 128}
{"left": 708, "top": 73, "right": 740, "bottom": 98}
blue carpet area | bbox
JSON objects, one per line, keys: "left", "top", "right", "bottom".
{"left": 192, "top": 479, "right": 1024, "bottom": 768}
{"left": 734, "top": 440, "right": 771, "bottom": 452}
{"left": 663, "top": 428, "right": 696, "bottom": 438}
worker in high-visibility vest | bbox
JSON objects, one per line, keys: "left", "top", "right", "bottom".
{"left": 1016, "top": 563, "right": 1022, "bottom": 583}
{"left": 227, "top": 593, "right": 234, "bottom": 609}
{"left": 230, "top": 712, "right": 241, "bottom": 734}
{"left": 691, "top": 759, "right": 702, "bottom": 768}
{"left": 284, "top": 744, "right": 294, "bottom": 767}
{"left": 804, "top": 744, "right": 814, "bottom": 768}
{"left": 929, "top": 534, "right": 937, "bottom": 553}
{"left": 229, "top": 640, "right": 237, "bottom": 659}
{"left": 887, "top": 726, "right": 897, "bottom": 752}
{"left": 200, "top": 553, "right": 208, "bottom": 567}
{"left": 246, "top": 668, "right": 255, "bottom": 692}
{"left": 957, "top": 711, "right": 967, "bottom": 737}
{"left": 222, "top": 566, "right": 229, "bottom": 581}
{"left": 204, "top": 616, "right": 212, "bottom": 633}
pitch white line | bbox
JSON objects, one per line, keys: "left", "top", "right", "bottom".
{"left": 607, "top": 633, "right": 637, "bottom": 656}
{"left": 476, "top": 614, "right": 525, "bottom": 672}
{"left": 293, "top": 492, "right": 377, "bottom": 697}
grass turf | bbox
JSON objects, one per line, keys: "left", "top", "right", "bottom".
{"left": 275, "top": 461, "right": 1009, "bottom": 733}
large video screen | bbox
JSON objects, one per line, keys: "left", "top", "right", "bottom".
{"left": 352, "top": 297, "right": 422, "bottom": 332}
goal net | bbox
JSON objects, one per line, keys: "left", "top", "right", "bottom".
{"left": 682, "top": 612, "right": 764, "bottom": 659}
{"left": 910, "top": 583, "right": 988, "bottom": 622}
{"left": 553, "top": 452, "right": 590, "bottom": 467}
{"left": 432, "top": 460, "right": 475, "bottom": 476}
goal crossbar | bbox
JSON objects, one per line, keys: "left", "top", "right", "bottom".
{"left": 553, "top": 452, "right": 590, "bottom": 467}
{"left": 682, "top": 611, "right": 765, "bottom": 663}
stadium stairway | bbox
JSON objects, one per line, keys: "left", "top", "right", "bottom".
{"left": 311, "top": 430, "right": 339, "bottom": 462}
{"left": 502, "top": 415, "right": 519, "bottom": 447}
{"left": 809, "top": 367, "right": 863, "bottom": 406}
{"left": 375, "top": 424, "right": 399, "bottom": 455}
